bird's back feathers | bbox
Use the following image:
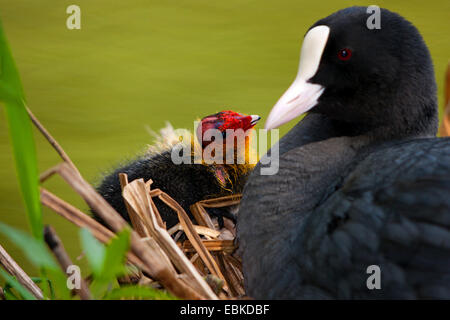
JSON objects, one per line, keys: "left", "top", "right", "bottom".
{"left": 238, "top": 137, "right": 450, "bottom": 299}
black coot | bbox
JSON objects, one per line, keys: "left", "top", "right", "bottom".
{"left": 237, "top": 7, "right": 450, "bottom": 299}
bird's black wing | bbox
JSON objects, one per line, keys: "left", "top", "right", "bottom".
{"left": 238, "top": 137, "right": 450, "bottom": 299}
{"left": 293, "top": 137, "right": 450, "bottom": 299}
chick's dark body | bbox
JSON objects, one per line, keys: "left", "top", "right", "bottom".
{"left": 95, "top": 150, "right": 246, "bottom": 229}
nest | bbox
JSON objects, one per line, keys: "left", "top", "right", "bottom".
{"left": 30, "top": 108, "right": 245, "bottom": 300}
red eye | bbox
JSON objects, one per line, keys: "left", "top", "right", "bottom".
{"left": 337, "top": 48, "right": 352, "bottom": 61}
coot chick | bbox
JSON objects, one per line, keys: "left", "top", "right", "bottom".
{"left": 94, "top": 110, "right": 259, "bottom": 230}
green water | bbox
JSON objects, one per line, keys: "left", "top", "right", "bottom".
{"left": 0, "top": 0, "right": 449, "bottom": 276}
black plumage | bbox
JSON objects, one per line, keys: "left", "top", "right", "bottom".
{"left": 240, "top": 135, "right": 450, "bottom": 299}
{"left": 237, "top": 7, "right": 450, "bottom": 299}
{"left": 95, "top": 150, "right": 241, "bottom": 229}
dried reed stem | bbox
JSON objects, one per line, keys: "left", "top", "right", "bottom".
{"left": 156, "top": 191, "right": 225, "bottom": 280}
{"left": 168, "top": 223, "right": 220, "bottom": 239}
{"left": 181, "top": 240, "right": 235, "bottom": 253}
{"left": 122, "top": 179, "right": 217, "bottom": 299}
{"left": 217, "top": 253, "right": 239, "bottom": 296}
{"left": 39, "top": 164, "right": 62, "bottom": 183}
{"left": 119, "top": 173, "right": 148, "bottom": 237}
{"left": 439, "top": 62, "right": 450, "bottom": 137}
{"left": 190, "top": 202, "right": 216, "bottom": 229}
{"left": 43, "top": 225, "right": 91, "bottom": 300}
{"left": 196, "top": 195, "right": 242, "bottom": 207}
{"left": 0, "top": 244, "right": 44, "bottom": 299}
{"left": 40, "top": 187, "right": 146, "bottom": 270}
{"left": 26, "top": 107, "right": 80, "bottom": 175}
{"left": 40, "top": 188, "right": 113, "bottom": 242}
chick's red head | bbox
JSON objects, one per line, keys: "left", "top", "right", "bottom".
{"left": 196, "top": 110, "right": 260, "bottom": 148}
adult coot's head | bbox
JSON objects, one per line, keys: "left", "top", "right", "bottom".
{"left": 265, "top": 6, "right": 438, "bottom": 139}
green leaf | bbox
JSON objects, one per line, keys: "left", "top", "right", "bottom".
{"left": 0, "top": 222, "right": 57, "bottom": 270}
{"left": 30, "top": 277, "right": 54, "bottom": 299}
{"left": 42, "top": 269, "right": 71, "bottom": 300}
{"left": 102, "top": 285, "right": 176, "bottom": 300}
{"left": 81, "top": 228, "right": 131, "bottom": 299}
{"left": 0, "top": 223, "right": 71, "bottom": 299}
{"left": 0, "top": 20, "right": 42, "bottom": 239}
{"left": 0, "top": 267, "right": 37, "bottom": 300}
{"left": 80, "top": 228, "right": 105, "bottom": 276}
{"left": 0, "top": 22, "right": 24, "bottom": 102}
{"left": 3, "top": 289, "right": 19, "bottom": 300}
{"left": 100, "top": 227, "right": 130, "bottom": 281}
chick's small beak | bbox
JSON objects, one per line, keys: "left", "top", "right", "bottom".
{"left": 250, "top": 115, "right": 261, "bottom": 126}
